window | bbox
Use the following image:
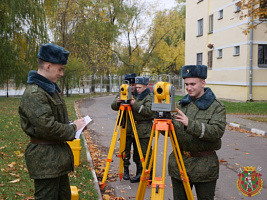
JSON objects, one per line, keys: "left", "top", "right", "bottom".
{"left": 217, "top": 49, "right": 222, "bottom": 58}
{"left": 197, "top": 53, "right": 203, "bottom": 64}
{"left": 197, "top": 19, "right": 203, "bottom": 36}
{"left": 218, "top": 9, "right": 223, "bottom": 19}
{"left": 234, "top": 3, "right": 241, "bottom": 13}
{"left": 234, "top": 46, "right": 240, "bottom": 56}
{"left": 207, "top": 51, "right": 213, "bottom": 69}
{"left": 209, "top": 14, "right": 213, "bottom": 33}
{"left": 258, "top": 44, "right": 267, "bottom": 67}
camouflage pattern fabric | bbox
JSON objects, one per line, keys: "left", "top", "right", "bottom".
{"left": 171, "top": 177, "right": 216, "bottom": 200}
{"left": 19, "top": 84, "right": 76, "bottom": 179}
{"left": 131, "top": 89, "right": 154, "bottom": 165}
{"left": 34, "top": 174, "right": 71, "bottom": 200}
{"left": 131, "top": 92, "right": 154, "bottom": 139}
{"left": 168, "top": 99, "right": 226, "bottom": 183}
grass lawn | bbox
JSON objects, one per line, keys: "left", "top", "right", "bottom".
{"left": 0, "top": 95, "right": 98, "bottom": 200}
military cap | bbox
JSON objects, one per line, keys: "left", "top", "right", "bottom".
{"left": 38, "top": 43, "right": 70, "bottom": 65}
{"left": 124, "top": 73, "right": 137, "bottom": 84}
{"left": 135, "top": 76, "right": 149, "bottom": 85}
{"left": 181, "top": 65, "right": 207, "bottom": 79}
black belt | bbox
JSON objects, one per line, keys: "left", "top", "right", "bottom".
{"left": 182, "top": 150, "right": 215, "bottom": 158}
{"left": 135, "top": 120, "right": 152, "bottom": 124}
{"left": 31, "top": 138, "right": 65, "bottom": 145}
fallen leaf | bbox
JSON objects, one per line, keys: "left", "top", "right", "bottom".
{"left": 0, "top": 145, "right": 6, "bottom": 150}
{"left": 244, "top": 152, "right": 250, "bottom": 155}
{"left": 9, "top": 178, "right": 20, "bottom": 183}
{"left": 16, "top": 192, "right": 24, "bottom": 196}
{"left": 9, "top": 173, "right": 20, "bottom": 177}
{"left": 234, "top": 148, "right": 239, "bottom": 150}
{"left": 219, "top": 159, "right": 227, "bottom": 163}
{"left": 8, "top": 162, "right": 16, "bottom": 168}
{"left": 120, "top": 190, "right": 127, "bottom": 193}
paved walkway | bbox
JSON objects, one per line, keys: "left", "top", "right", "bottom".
{"left": 227, "top": 114, "right": 267, "bottom": 136}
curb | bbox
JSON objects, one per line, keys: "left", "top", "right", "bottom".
{"left": 228, "top": 122, "right": 266, "bottom": 136}
{"left": 74, "top": 102, "right": 103, "bottom": 200}
{"left": 81, "top": 132, "right": 103, "bottom": 200}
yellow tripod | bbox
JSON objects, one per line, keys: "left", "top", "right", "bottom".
{"left": 99, "top": 103, "right": 145, "bottom": 190}
{"left": 136, "top": 112, "right": 194, "bottom": 200}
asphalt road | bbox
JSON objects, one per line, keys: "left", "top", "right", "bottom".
{"left": 78, "top": 95, "right": 267, "bottom": 200}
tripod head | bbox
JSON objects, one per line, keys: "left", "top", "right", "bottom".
{"left": 120, "top": 81, "right": 133, "bottom": 104}
{"left": 152, "top": 82, "right": 176, "bottom": 112}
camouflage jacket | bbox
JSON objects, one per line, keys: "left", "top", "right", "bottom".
{"left": 168, "top": 88, "right": 226, "bottom": 182}
{"left": 19, "top": 71, "right": 76, "bottom": 179}
{"left": 111, "top": 91, "right": 137, "bottom": 136}
{"left": 131, "top": 88, "right": 154, "bottom": 138}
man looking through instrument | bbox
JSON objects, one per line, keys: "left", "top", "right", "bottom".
{"left": 111, "top": 73, "right": 137, "bottom": 180}
{"left": 168, "top": 65, "right": 226, "bottom": 200}
{"left": 129, "top": 76, "right": 154, "bottom": 183}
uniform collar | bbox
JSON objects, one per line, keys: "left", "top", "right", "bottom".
{"left": 136, "top": 88, "right": 151, "bottom": 100}
{"left": 27, "top": 70, "right": 61, "bottom": 94}
{"left": 179, "top": 87, "right": 216, "bottom": 110}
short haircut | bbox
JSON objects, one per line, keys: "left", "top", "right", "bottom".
{"left": 37, "top": 58, "right": 48, "bottom": 69}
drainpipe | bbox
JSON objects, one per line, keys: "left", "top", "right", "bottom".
{"left": 249, "top": 17, "right": 253, "bottom": 101}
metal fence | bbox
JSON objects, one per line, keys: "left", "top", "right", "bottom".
{"left": 77, "top": 74, "right": 182, "bottom": 95}
{"left": 0, "top": 74, "right": 183, "bottom": 97}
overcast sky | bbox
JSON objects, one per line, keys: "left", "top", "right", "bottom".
{"left": 146, "top": 0, "right": 177, "bottom": 10}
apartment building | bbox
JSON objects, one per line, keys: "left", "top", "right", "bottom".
{"left": 185, "top": 0, "right": 267, "bottom": 101}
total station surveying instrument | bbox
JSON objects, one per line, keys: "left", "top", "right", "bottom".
{"left": 136, "top": 81, "right": 194, "bottom": 200}
{"left": 99, "top": 81, "right": 145, "bottom": 190}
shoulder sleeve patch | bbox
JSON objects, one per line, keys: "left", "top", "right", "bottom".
{"left": 32, "top": 85, "right": 38, "bottom": 93}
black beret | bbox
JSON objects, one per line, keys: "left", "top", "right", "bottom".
{"left": 135, "top": 76, "right": 149, "bottom": 85}
{"left": 181, "top": 65, "right": 207, "bottom": 79}
{"left": 124, "top": 73, "right": 137, "bottom": 84}
{"left": 38, "top": 43, "right": 70, "bottom": 65}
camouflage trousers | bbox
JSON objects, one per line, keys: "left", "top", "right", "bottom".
{"left": 132, "top": 137, "right": 152, "bottom": 168}
{"left": 171, "top": 177, "right": 216, "bottom": 200}
{"left": 34, "top": 174, "right": 71, "bottom": 200}
{"left": 123, "top": 135, "right": 134, "bottom": 167}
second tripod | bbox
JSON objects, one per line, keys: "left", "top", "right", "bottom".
{"left": 99, "top": 103, "right": 145, "bottom": 190}
{"left": 136, "top": 112, "right": 194, "bottom": 200}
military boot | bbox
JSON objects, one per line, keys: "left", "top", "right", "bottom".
{"left": 130, "top": 163, "right": 142, "bottom": 183}
{"left": 123, "top": 167, "right": 130, "bottom": 180}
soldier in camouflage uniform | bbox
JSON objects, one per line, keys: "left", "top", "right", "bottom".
{"left": 168, "top": 65, "right": 226, "bottom": 200}
{"left": 19, "top": 43, "right": 86, "bottom": 200}
{"left": 129, "top": 76, "right": 154, "bottom": 183}
{"left": 111, "top": 73, "right": 137, "bottom": 180}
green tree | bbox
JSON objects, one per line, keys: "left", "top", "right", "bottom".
{"left": 47, "top": 0, "right": 125, "bottom": 93}
{"left": 148, "top": 9, "right": 185, "bottom": 74}
{"left": 0, "top": 0, "right": 49, "bottom": 97}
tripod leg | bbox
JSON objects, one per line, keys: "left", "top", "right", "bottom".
{"left": 128, "top": 110, "right": 145, "bottom": 168}
{"left": 136, "top": 128, "right": 156, "bottom": 199}
{"left": 99, "top": 109, "right": 125, "bottom": 190}
{"left": 118, "top": 119, "right": 127, "bottom": 180}
{"left": 169, "top": 129, "right": 194, "bottom": 200}
{"left": 151, "top": 129, "right": 169, "bottom": 200}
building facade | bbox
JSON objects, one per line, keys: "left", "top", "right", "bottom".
{"left": 185, "top": 0, "right": 267, "bottom": 101}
